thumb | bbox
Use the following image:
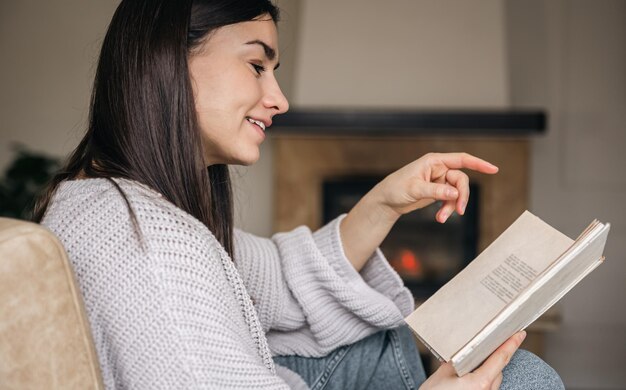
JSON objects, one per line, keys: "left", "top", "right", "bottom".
{"left": 415, "top": 181, "right": 459, "bottom": 201}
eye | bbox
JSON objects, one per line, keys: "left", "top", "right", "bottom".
{"left": 251, "top": 63, "right": 266, "bottom": 76}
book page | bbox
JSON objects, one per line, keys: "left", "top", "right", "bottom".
{"left": 405, "top": 211, "right": 573, "bottom": 361}
{"left": 480, "top": 253, "right": 540, "bottom": 304}
{"left": 451, "top": 223, "right": 608, "bottom": 376}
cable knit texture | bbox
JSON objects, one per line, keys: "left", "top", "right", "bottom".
{"left": 41, "top": 178, "right": 414, "bottom": 389}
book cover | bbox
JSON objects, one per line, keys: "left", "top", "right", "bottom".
{"left": 404, "top": 211, "right": 609, "bottom": 376}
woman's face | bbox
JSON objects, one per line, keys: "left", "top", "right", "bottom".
{"left": 188, "top": 15, "right": 288, "bottom": 166}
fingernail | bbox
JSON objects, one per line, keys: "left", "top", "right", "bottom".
{"left": 440, "top": 211, "right": 449, "bottom": 222}
{"left": 520, "top": 331, "right": 527, "bottom": 342}
{"left": 460, "top": 202, "right": 467, "bottom": 215}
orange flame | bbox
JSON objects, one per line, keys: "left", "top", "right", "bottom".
{"left": 397, "top": 249, "right": 422, "bottom": 277}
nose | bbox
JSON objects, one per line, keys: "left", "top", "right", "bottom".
{"left": 262, "top": 77, "right": 289, "bottom": 115}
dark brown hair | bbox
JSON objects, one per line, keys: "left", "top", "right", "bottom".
{"left": 32, "top": 0, "right": 280, "bottom": 257}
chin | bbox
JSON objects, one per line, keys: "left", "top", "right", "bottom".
{"left": 231, "top": 151, "right": 261, "bottom": 166}
{"left": 205, "top": 145, "right": 261, "bottom": 166}
{"left": 241, "top": 156, "right": 260, "bottom": 166}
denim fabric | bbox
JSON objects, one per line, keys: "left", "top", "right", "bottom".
{"left": 274, "top": 326, "right": 426, "bottom": 390}
{"left": 501, "top": 349, "right": 565, "bottom": 390}
{"left": 274, "top": 326, "right": 564, "bottom": 390}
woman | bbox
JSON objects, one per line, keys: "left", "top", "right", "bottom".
{"left": 34, "top": 0, "right": 564, "bottom": 389}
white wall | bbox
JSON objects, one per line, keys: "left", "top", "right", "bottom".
{"left": 293, "top": 0, "right": 509, "bottom": 108}
{"left": 0, "top": 0, "right": 119, "bottom": 169}
{"left": 507, "top": 0, "right": 626, "bottom": 388}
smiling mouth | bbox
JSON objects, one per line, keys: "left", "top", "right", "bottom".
{"left": 246, "top": 117, "right": 266, "bottom": 131}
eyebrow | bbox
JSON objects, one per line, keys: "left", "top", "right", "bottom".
{"left": 245, "top": 39, "right": 280, "bottom": 69}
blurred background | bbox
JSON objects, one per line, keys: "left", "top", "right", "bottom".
{"left": 0, "top": 1, "right": 624, "bottom": 389}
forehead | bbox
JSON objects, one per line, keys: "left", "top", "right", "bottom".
{"left": 194, "top": 17, "right": 279, "bottom": 58}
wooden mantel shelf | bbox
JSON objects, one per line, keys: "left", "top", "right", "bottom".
{"left": 271, "top": 109, "right": 546, "bottom": 136}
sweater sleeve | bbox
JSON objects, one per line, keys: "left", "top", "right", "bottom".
{"left": 234, "top": 215, "right": 415, "bottom": 357}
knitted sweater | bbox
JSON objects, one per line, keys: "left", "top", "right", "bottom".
{"left": 41, "top": 178, "right": 414, "bottom": 389}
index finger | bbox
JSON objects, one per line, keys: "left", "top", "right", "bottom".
{"left": 471, "top": 331, "right": 525, "bottom": 383}
{"left": 431, "top": 152, "right": 499, "bottom": 174}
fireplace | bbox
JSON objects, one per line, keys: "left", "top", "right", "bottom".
{"left": 323, "top": 177, "right": 479, "bottom": 298}
{"left": 269, "top": 111, "right": 556, "bottom": 360}
{"left": 271, "top": 132, "right": 561, "bottom": 359}
{"left": 271, "top": 135, "right": 533, "bottom": 293}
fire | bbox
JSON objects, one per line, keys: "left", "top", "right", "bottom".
{"left": 395, "top": 249, "right": 423, "bottom": 278}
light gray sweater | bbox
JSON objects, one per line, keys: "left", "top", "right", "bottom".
{"left": 42, "top": 178, "right": 414, "bottom": 389}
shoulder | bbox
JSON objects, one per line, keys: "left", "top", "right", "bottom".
{"left": 42, "top": 178, "right": 225, "bottom": 265}
{"left": 42, "top": 178, "right": 233, "bottom": 313}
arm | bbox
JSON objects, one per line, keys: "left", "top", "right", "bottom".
{"left": 340, "top": 152, "right": 499, "bottom": 271}
{"left": 234, "top": 228, "right": 306, "bottom": 332}
{"left": 234, "top": 219, "right": 414, "bottom": 357}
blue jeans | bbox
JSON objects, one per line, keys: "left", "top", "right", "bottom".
{"left": 273, "top": 326, "right": 565, "bottom": 390}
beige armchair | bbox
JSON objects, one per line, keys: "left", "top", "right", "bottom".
{"left": 0, "top": 217, "right": 104, "bottom": 389}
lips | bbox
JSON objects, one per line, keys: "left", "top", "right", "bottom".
{"left": 246, "top": 117, "right": 266, "bottom": 131}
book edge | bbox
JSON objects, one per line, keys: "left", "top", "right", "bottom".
{"left": 451, "top": 256, "right": 605, "bottom": 377}
{"left": 450, "top": 222, "right": 609, "bottom": 375}
{"left": 404, "top": 320, "right": 446, "bottom": 362}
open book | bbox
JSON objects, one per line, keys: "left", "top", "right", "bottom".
{"left": 404, "top": 210, "right": 610, "bottom": 376}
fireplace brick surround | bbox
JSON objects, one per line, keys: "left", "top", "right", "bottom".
{"left": 274, "top": 136, "right": 528, "bottom": 246}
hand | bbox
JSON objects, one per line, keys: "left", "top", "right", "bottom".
{"left": 372, "top": 152, "right": 498, "bottom": 223}
{"left": 419, "top": 331, "right": 527, "bottom": 390}
{"left": 340, "top": 152, "right": 498, "bottom": 271}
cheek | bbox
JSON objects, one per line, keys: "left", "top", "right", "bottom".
{"left": 194, "top": 95, "right": 239, "bottom": 151}
{"left": 190, "top": 59, "right": 230, "bottom": 112}
{"left": 194, "top": 70, "right": 254, "bottom": 115}
{"left": 194, "top": 80, "right": 224, "bottom": 114}
{"left": 193, "top": 80, "right": 231, "bottom": 134}
{"left": 189, "top": 60, "right": 262, "bottom": 141}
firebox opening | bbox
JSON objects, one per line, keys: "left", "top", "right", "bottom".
{"left": 323, "top": 177, "right": 479, "bottom": 300}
